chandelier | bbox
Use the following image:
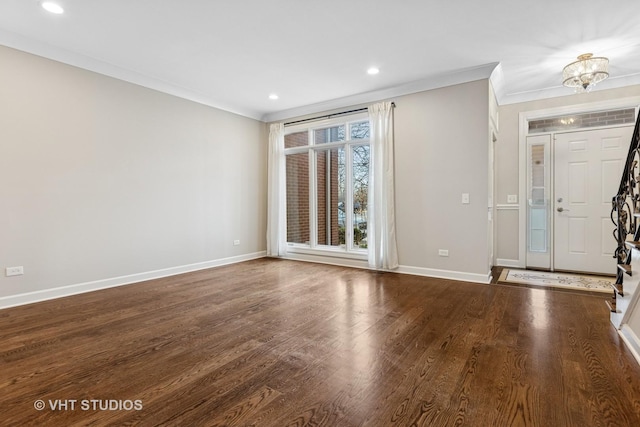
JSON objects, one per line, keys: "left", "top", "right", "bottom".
{"left": 562, "top": 53, "right": 609, "bottom": 92}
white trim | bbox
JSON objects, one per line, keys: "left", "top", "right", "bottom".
{"left": 520, "top": 97, "right": 640, "bottom": 122}
{"left": 621, "top": 277, "right": 640, "bottom": 326}
{"left": 518, "top": 96, "right": 640, "bottom": 272}
{"left": 395, "top": 265, "right": 490, "bottom": 284}
{"left": 2, "top": 30, "right": 496, "bottom": 123}
{"left": 264, "top": 63, "right": 499, "bottom": 123}
{"left": 283, "top": 115, "right": 371, "bottom": 258}
{"left": 0, "top": 30, "right": 263, "bottom": 120}
{"left": 496, "top": 204, "right": 519, "bottom": 210}
{"left": 519, "top": 112, "right": 528, "bottom": 271}
{"left": 619, "top": 324, "right": 640, "bottom": 367}
{"left": 6, "top": 25, "right": 640, "bottom": 123}
{"left": 496, "top": 258, "right": 522, "bottom": 268}
{"left": 282, "top": 253, "right": 370, "bottom": 269}
{"left": 283, "top": 254, "right": 490, "bottom": 284}
{"left": 285, "top": 246, "right": 368, "bottom": 261}
{"left": 284, "top": 113, "right": 369, "bottom": 134}
{"left": 0, "top": 251, "right": 266, "bottom": 310}
{"left": 500, "top": 74, "right": 640, "bottom": 106}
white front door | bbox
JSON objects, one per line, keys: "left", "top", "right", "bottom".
{"left": 553, "top": 126, "right": 633, "bottom": 274}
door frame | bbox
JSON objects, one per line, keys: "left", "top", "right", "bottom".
{"left": 517, "top": 96, "right": 640, "bottom": 269}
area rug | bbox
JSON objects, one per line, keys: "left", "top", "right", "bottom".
{"left": 498, "top": 269, "right": 614, "bottom": 293}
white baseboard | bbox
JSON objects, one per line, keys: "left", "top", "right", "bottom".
{"left": 0, "top": 252, "right": 491, "bottom": 310}
{"left": 282, "top": 253, "right": 370, "bottom": 270}
{"left": 283, "top": 254, "right": 490, "bottom": 284}
{"left": 496, "top": 258, "right": 522, "bottom": 268}
{"left": 0, "top": 251, "right": 266, "bottom": 310}
{"left": 395, "top": 265, "right": 491, "bottom": 284}
{"left": 619, "top": 324, "right": 640, "bottom": 367}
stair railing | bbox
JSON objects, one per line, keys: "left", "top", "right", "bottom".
{"left": 610, "top": 110, "right": 640, "bottom": 310}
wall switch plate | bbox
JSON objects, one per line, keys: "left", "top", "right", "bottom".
{"left": 438, "top": 249, "right": 449, "bottom": 257}
{"left": 6, "top": 266, "right": 24, "bottom": 277}
{"left": 233, "top": 240, "right": 240, "bottom": 246}
{"left": 462, "top": 193, "right": 470, "bottom": 204}
{"left": 507, "top": 194, "right": 518, "bottom": 203}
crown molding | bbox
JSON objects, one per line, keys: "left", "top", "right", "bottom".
{"left": 498, "top": 73, "right": 640, "bottom": 106}
{"left": 262, "top": 62, "right": 500, "bottom": 123}
{"left": 0, "top": 29, "right": 264, "bottom": 120}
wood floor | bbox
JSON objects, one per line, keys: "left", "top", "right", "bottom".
{"left": 2, "top": 259, "right": 640, "bottom": 426}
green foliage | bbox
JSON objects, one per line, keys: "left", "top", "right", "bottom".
{"left": 353, "top": 227, "right": 363, "bottom": 243}
{"left": 338, "top": 225, "right": 367, "bottom": 248}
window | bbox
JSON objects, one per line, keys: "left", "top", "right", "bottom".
{"left": 284, "top": 114, "right": 370, "bottom": 256}
{"left": 528, "top": 143, "right": 547, "bottom": 252}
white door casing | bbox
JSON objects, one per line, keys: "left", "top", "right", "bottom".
{"left": 553, "top": 126, "right": 633, "bottom": 274}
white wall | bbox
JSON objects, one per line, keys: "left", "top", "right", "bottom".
{"left": 0, "top": 45, "right": 267, "bottom": 305}
{"left": 1, "top": 41, "right": 494, "bottom": 308}
{"left": 394, "top": 79, "right": 490, "bottom": 280}
{"left": 495, "top": 85, "right": 640, "bottom": 263}
{"left": 279, "top": 79, "right": 492, "bottom": 282}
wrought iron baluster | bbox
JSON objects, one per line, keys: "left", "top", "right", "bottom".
{"left": 610, "top": 112, "right": 640, "bottom": 307}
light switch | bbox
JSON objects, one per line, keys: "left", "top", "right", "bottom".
{"left": 462, "top": 193, "right": 470, "bottom": 204}
{"left": 507, "top": 194, "right": 518, "bottom": 203}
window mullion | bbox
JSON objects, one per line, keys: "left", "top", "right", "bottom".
{"left": 326, "top": 150, "right": 331, "bottom": 246}
{"left": 311, "top": 140, "right": 345, "bottom": 150}
{"left": 308, "top": 131, "right": 317, "bottom": 248}
{"left": 345, "top": 142, "right": 354, "bottom": 252}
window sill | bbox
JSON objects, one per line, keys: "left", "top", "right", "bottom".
{"left": 285, "top": 245, "right": 368, "bottom": 261}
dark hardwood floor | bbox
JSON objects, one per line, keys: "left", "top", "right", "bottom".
{"left": 2, "top": 258, "right": 640, "bottom": 426}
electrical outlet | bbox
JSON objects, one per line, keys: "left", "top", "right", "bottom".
{"left": 233, "top": 240, "right": 240, "bottom": 246}
{"left": 5, "top": 266, "right": 24, "bottom": 277}
{"left": 438, "top": 249, "right": 449, "bottom": 257}
{"left": 507, "top": 194, "right": 518, "bottom": 203}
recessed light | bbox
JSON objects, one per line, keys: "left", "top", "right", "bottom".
{"left": 367, "top": 67, "right": 380, "bottom": 75}
{"left": 269, "top": 94, "right": 279, "bottom": 100}
{"left": 42, "top": 2, "right": 64, "bottom": 14}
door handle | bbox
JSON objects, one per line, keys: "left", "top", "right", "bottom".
{"left": 557, "top": 207, "right": 570, "bottom": 212}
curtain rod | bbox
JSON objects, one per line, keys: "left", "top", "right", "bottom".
{"left": 284, "top": 102, "right": 395, "bottom": 127}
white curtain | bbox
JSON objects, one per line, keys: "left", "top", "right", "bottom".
{"left": 368, "top": 102, "right": 399, "bottom": 269}
{"left": 267, "top": 123, "right": 286, "bottom": 257}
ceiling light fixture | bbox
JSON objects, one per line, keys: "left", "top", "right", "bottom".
{"left": 562, "top": 53, "right": 609, "bottom": 92}
{"left": 41, "top": 2, "right": 64, "bottom": 14}
{"left": 367, "top": 67, "right": 380, "bottom": 75}
{"left": 268, "top": 94, "right": 279, "bottom": 100}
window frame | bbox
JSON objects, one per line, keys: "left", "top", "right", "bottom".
{"left": 284, "top": 112, "right": 370, "bottom": 259}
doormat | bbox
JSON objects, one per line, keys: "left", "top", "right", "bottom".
{"left": 498, "top": 269, "right": 614, "bottom": 294}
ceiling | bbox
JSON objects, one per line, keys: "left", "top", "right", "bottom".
{"left": 1, "top": 0, "right": 639, "bottom": 121}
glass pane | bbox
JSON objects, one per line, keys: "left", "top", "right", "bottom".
{"left": 529, "top": 207, "right": 547, "bottom": 252}
{"left": 350, "top": 121, "right": 370, "bottom": 139}
{"left": 528, "top": 142, "right": 548, "bottom": 253}
{"left": 286, "top": 153, "right": 309, "bottom": 244}
{"left": 316, "top": 148, "right": 345, "bottom": 247}
{"left": 528, "top": 108, "right": 636, "bottom": 134}
{"left": 285, "top": 131, "right": 308, "bottom": 148}
{"left": 314, "top": 125, "right": 345, "bottom": 144}
{"left": 530, "top": 144, "right": 546, "bottom": 205}
{"left": 352, "top": 145, "right": 369, "bottom": 249}
{"left": 531, "top": 145, "right": 545, "bottom": 185}
{"left": 531, "top": 188, "right": 545, "bottom": 204}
